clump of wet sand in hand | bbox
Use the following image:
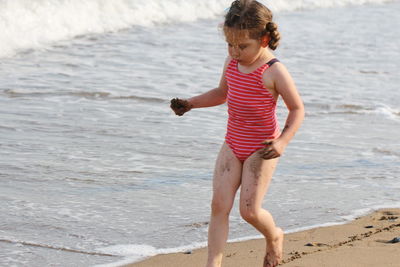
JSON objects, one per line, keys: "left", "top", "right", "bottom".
{"left": 170, "top": 98, "right": 192, "bottom": 116}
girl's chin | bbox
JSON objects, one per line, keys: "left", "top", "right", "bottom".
{"left": 237, "top": 60, "right": 250, "bottom": 65}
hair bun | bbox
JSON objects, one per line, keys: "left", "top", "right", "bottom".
{"left": 266, "top": 22, "right": 277, "bottom": 32}
{"left": 232, "top": 0, "right": 242, "bottom": 8}
{"left": 266, "top": 22, "right": 280, "bottom": 51}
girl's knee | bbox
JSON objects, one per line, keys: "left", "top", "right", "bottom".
{"left": 211, "top": 195, "right": 233, "bottom": 216}
{"left": 239, "top": 205, "right": 260, "bottom": 224}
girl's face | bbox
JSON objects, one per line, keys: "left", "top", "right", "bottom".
{"left": 226, "top": 33, "right": 265, "bottom": 66}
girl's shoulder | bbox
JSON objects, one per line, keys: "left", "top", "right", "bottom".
{"left": 263, "top": 60, "right": 291, "bottom": 82}
{"left": 262, "top": 60, "right": 295, "bottom": 94}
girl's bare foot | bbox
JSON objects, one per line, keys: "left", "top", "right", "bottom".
{"left": 264, "top": 227, "right": 284, "bottom": 267}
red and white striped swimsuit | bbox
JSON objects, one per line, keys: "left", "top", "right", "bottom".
{"left": 225, "top": 58, "right": 280, "bottom": 162}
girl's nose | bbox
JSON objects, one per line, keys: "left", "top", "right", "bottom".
{"left": 230, "top": 47, "right": 240, "bottom": 58}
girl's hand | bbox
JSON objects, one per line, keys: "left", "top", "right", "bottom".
{"left": 259, "top": 138, "right": 287, "bottom": 160}
{"left": 170, "top": 98, "right": 193, "bottom": 116}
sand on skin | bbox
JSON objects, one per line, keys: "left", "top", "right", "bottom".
{"left": 126, "top": 208, "right": 400, "bottom": 267}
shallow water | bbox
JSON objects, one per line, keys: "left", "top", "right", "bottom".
{"left": 0, "top": 1, "right": 399, "bottom": 266}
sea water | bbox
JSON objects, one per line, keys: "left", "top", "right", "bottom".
{"left": 0, "top": 0, "right": 399, "bottom": 266}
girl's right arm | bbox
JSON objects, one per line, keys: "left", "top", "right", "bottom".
{"left": 170, "top": 57, "right": 230, "bottom": 116}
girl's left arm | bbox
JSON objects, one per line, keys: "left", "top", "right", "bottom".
{"left": 261, "top": 63, "right": 304, "bottom": 159}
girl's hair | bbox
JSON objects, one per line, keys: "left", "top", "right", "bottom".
{"left": 224, "top": 0, "right": 280, "bottom": 50}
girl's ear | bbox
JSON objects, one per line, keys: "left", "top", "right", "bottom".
{"left": 261, "top": 35, "right": 270, "bottom": 48}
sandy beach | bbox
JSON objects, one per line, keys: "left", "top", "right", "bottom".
{"left": 127, "top": 208, "right": 400, "bottom": 267}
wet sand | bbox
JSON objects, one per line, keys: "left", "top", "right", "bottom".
{"left": 126, "top": 208, "right": 400, "bottom": 267}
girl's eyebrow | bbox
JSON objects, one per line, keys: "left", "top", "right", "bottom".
{"left": 238, "top": 40, "right": 253, "bottom": 45}
{"left": 227, "top": 41, "right": 252, "bottom": 46}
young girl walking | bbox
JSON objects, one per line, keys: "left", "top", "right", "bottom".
{"left": 170, "top": 1, "right": 304, "bottom": 266}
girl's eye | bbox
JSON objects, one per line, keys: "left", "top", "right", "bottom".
{"left": 227, "top": 43, "right": 247, "bottom": 49}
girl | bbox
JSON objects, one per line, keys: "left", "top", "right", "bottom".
{"left": 170, "top": 0, "right": 304, "bottom": 266}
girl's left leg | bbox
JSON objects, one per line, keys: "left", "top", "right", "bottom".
{"left": 239, "top": 152, "right": 284, "bottom": 267}
{"left": 207, "top": 142, "right": 242, "bottom": 267}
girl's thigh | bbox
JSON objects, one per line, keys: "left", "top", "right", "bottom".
{"left": 211, "top": 142, "right": 243, "bottom": 208}
{"left": 239, "top": 150, "right": 279, "bottom": 210}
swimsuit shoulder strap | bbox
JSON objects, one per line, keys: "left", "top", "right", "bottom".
{"left": 258, "top": 58, "right": 280, "bottom": 75}
{"left": 266, "top": 58, "right": 280, "bottom": 67}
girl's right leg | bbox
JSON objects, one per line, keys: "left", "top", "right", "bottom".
{"left": 207, "top": 142, "right": 242, "bottom": 267}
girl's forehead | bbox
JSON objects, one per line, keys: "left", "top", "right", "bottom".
{"left": 224, "top": 28, "right": 257, "bottom": 45}
{"left": 225, "top": 35, "right": 256, "bottom": 46}
{"left": 225, "top": 32, "right": 249, "bottom": 44}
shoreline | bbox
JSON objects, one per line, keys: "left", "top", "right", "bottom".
{"left": 124, "top": 208, "right": 400, "bottom": 267}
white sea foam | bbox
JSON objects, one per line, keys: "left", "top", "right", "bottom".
{"left": 94, "top": 244, "right": 157, "bottom": 265}
{"left": 372, "top": 104, "right": 400, "bottom": 121}
{"left": 264, "top": 0, "right": 395, "bottom": 12}
{"left": 0, "top": 0, "right": 396, "bottom": 58}
{"left": 0, "top": 0, "right": 228, "bottom": 58}
{"left": 315, "top": 103, "right": 400, "bottom": 121}
{"left": 94, "top": 242, "right": 207, "bottom": 267}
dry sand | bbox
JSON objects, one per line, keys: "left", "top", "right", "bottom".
{"left": 126, "top": 208, "right": 400, "bottom": 267}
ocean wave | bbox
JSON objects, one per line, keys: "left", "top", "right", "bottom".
{"left": 2, "top": 89, "right": 165, "bottom": 102}
{"left": 0, "top": 0, "right": 396, "bottom": 58}
{"left": 0, "top": 0, "right": 228, "bottom": 58}
{"left": 0, "top": 237, "right": 115, "bottom": 257}
{"left": 373, "top": 148, "right": 400, "bottom": 158}
{"left": 371, "top": 104, "right": 400, "bottom": 120}
{"left": 94, "top": 242, "right": 207, "bottom": 267}
{"left": 264, "top": 0, "right": 395, "bottom": 12}
{"left": 307, "top": 102, "right": 400, "bottom": 121}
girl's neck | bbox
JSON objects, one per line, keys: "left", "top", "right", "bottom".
{"left": 256, "top": 49, "right": 275, "bottom": 64}
{"left": 238, "top": 49, "right": 275, "bottom": 73}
